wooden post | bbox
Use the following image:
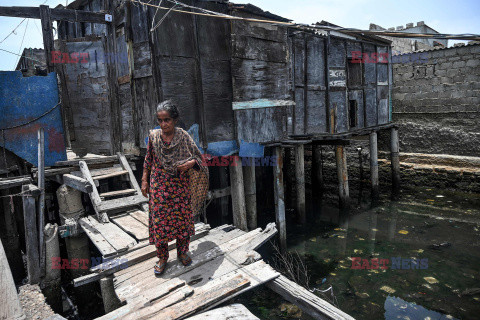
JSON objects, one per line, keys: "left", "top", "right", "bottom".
{"left": 283, "top": 147, "right": 294, "bottom": 208}
{"left": 0, "top": 237, "right": 25, "bottom": 320}
{"left": 37, "top": 128, "right": 46, "bottom": 277}
{"left": 229, "top": 156, "right": 247, "bottom": 231}
{"left": 218, "top": 167, "right": 229, "bottom": 222}
{"left": 311, "top": 144, "right": 324, "bottom": 196}
{"left": 390, "top": 127, "right": 400, "bottom": 198}
{"left": 39, "top": 5, "right": 54, "bottom": 73}
{"left": 295, "top": 145, "right": 306, "bottom": 224}
{"left": 100, "top": 275, "right": 122, "bottom": 313}
{"left": 335, "top": 145, "right": 350, "bottom": 210}
{"left": 243, "top": 163, "right": 257, "bottom": 230}
{"left": 369, "top": 132, "right": 379, "bottom": 203}
{"left": 22, "top": 184, "right": 40, "bottom": 284}
{"left": 273, "top": 147, "right": 286, "bottom": 253}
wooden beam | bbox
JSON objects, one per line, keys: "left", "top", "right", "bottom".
{"left": 369, "top": 132, "right": 379, "bottom": 203}
{"left": 63, "top": 174, "right": 93, "bottom": 193}
{"left": 0, "top": 6, "right": 110, "bottom": 24}
{"left": 229, "top": 156, "right": 247, "bottom": 231}
{"left": 335, "top": 145, "right": 350, "bottom": 210}
{"left": 243, "top": 164, "right": 257, "bottom": 230}
{"left": 22, "top": 184, "right": 40, "bottom": 284}
{"left": 266, "top": 275, "right": 355, "bottom": 320}
{"left": 0, "top": 237, "right": 25, "bottom": 320}
{"left": 295, "top": 144, "right": 306, "bottom": 224}
{"left": 0, "top": 176, "right": 32, "bottom": 189}
{"left": 39, "top": 5, "right": 54, "bottom": 73}
{"left": 273, "top": 146, "right": 286, "bottom": 253}
{"left": 390, "top": 127, "right": 400, "bottom": 198}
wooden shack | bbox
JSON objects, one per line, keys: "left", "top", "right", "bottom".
{"left": 55, "top": 0, "right": 394, "bottom": 154}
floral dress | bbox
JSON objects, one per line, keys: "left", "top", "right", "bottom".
{"left": 144, "top": 137, "right": 195, "bottom": 248}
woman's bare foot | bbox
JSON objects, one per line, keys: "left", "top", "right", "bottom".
{"left": 178, "top": 253, "right": 192, "bottom": 266}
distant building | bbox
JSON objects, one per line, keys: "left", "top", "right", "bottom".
{"left": 15, "top": 48, "right": 47, "bottom": 76}
{"left": 370, "top": 22, "right": 447, "bottom": 54}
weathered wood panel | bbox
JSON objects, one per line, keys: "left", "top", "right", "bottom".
{"left": 330, "top": 91, "right": 348, "bottom": 133}
{"left": 377, "top": 85, "right": 389, "bottom": 125}
{"left": 63, "top": 39, "right": 113, "bottom": 155}
{"left": 348, "top": 90, "right": 365, "bottom": 129}
{"left": 365, "top": 87, "right": 377, "bottom": 127}
{"left": 306, "top": 90, "right": 327, "bottom": 134}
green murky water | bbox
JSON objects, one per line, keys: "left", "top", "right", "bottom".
{"left": 233, "top": 187, "right": 480, "bottom": 319}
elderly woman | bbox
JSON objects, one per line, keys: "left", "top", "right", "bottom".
{"left": 141, "top": 100, "right": 209, "bottom": 276}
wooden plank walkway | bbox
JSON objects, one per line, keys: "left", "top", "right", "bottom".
{"left": 95, "top": 223, "right": 279, "bottom": 320}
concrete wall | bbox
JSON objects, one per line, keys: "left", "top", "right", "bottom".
{"left": 385, "top": 43, "right": 480, "bottom": 157}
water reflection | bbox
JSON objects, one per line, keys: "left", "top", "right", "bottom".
{"left": 384, "top": 296, "right": 458, "bottom": 320}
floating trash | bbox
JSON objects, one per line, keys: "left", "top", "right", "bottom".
{"left": 380, "top": 285, "right": 396, "bottom": 294}
{"left": 398, "top": 230, "right": 409, "bottom": 235}
{"left": 424, "top": 277, "right": 439, "bottom": 284}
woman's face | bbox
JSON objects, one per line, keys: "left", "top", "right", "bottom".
{"left": 156, "top": 110, "right": 176, "bottom": 134}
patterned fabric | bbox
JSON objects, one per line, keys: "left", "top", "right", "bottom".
{"left": 144, "top": 138, "right": 194, "bottom": 253}
{"left": 148, "top": 127, "right": 209, "bottom": 216}
{"left": 156, "top": 237, "right": 190, "bottom": 260}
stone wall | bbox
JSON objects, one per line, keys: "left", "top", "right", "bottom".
{"left": 382, "top": 43, "right": 480, "bottom": 157}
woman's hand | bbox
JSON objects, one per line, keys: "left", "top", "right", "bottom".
{"left": 141, "top": 180, "right": 149, "bottom": 198}
{"left": 177, "top": 159, "right": 196, "bottom": 173}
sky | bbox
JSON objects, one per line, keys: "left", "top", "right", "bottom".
{"left": 0, "top": 0, "right": 479, "bottom": 71}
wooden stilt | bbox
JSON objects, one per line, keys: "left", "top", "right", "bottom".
{"left": 295, "top": 145, "right": 306, "bottom": 224}
{"left": 100, "top": 275, "right": 123, "bottom": 313}
{"left": 335, "top": 145, "right": 350, "bottom": 210}
{"left": 218, "top": 167, "right": 229, "bottom": 222}
{"left": 22, "top": 184, "right": 40, "bottom": 284}
{"left": 37, "top": 128, "right": 46, "bottom": 277}
{"left": 273, "top": 147, "right": 286, "bottom": 253}
{"left": 369, "top": 132, "right": 379, "bottom": 203}
{"left": 243, "top": 163, "right": 257, "bottom": 230}
{"left": 283, "top": 147, "right": 294, "bottom": 208}
{"left": 229, "top": 156, "right": 247, "bottom": 231}
{"left": 390, "top": 127, "right": 400, "bottom": 198}
{"left": 311, "top": 144, "right": 324, "bottom": 195}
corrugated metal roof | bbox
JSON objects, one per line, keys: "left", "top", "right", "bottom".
{"left": 393, "top": 41, "right": 480, "bottom": 56}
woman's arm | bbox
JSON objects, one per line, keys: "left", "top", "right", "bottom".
{"left": 141, "top": 133, "right": 154, "bottom": 197}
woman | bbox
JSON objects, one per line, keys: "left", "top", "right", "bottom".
{"left": 141, "top": 100, "right": 209, "bottom": 276}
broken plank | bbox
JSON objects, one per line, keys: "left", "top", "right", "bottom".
{"left": 266, "top": 275, "right": 355, "bottom": 320}
{"left": 191, "top": 304, "right": 259, "bottom": 320}
{"left": 117, "top": 153, "right": 143, "bottom": 195}
{"left": 111, "top": 214, "right": 148, "bottom": 241}
{"left": 125, "top": 275, "right": 250, "bottom": 320}
{"left": 97, "top": 195, "right": 147, "bottom": 212}
{"left": 79, "top": 217, "right": 117, "bottom": 257}
{"left": 62, "top": 174, "right": 93, "bottom": 193}
{"left": 85, "top": 216, "right": 137, "bottom": 252}
{"left": 0, "top": 176, "right": 32, "bottom": 189}
{"left": 79, "top": 161, "right": 102, "bottom": 209}
{"left": 184, "top": 304, "right": 259, "bottom": 320}
{"left": 99, "top": 189, "right": 136, "bottom": 198}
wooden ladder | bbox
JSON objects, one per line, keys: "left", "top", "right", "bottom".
{"left": 79, "top": 153, "right": 148, "bottom": 223}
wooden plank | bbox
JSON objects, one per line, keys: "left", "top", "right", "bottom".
{"left": 129, "top": 210, "right": 148, "bottom": 226}
{"left": 79, "top": 217, "right": 117, "bottom": 257}
{"left": 79, "top": 161, "right": 102, "bottom": 210}
{"left": 274, "top": 147, "right": 287, "bottom": 253}
{"left": 117, "top": 153, "right": 144, "bottom": 195}
{"left": 74, "top": 224, "right": 212, "bottom": 286}
{"left": 54, "top": 155, "right": 127, "bottom": 167}
{"left": 92, "top": 169, "right": 128, "bottom": 180}
{"left": 62, "top": 174, "right": 93, "bottom": 193}
{"left": 232, "top": 99, "right": 295, "bottom": 110}
{"left": 97, "top": 195, "right": 147, "bottom": 212}
{"left": 83, "top": 216, "right": 137, "bottom": 253}
{"left": 0, "top": 176, "right": 32, "bottom": 189}
{"left": 185, "top": 304, "right": 259, "bottom": 320}
{"left": 115, "top": 224, "right": 276, "bottom": 300}
{"left": 0, "top": 233, "right": 25, "bottom": 320}
{"left": 0, "top": 6, "right": 109, "bottom": 23}
{"left": 22, "top": 184, "right": 40, "bottom": 284}
{"left": 99, "top": 189, "right": 136, "bottom": 198}
{"left": 266, "top": 275, "right": 355, "bottom": 320}
{"left": 112, "top": 228, "right": 256, "bottom": 293}
{"left": 111, "top": 214, "right": 148, "bottom": 241}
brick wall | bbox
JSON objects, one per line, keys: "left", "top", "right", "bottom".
{"left": 382, "top": 44, "right": 480, "bottom": 156}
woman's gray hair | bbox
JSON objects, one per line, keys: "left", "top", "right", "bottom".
{"left": 156, "top": 100, "right": 179, "bottom": 119}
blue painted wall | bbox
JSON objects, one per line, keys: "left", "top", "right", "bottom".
{"left": 0, "top": 71, "right": 67, "bottom": 167}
